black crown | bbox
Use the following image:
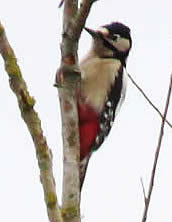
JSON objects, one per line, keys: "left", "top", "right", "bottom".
{"left": 103, "top": 22, "right": 131, "bottom": 40}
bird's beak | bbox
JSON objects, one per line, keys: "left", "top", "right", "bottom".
{"left": 84, "top": 27, "right": 99, "bottom": 38}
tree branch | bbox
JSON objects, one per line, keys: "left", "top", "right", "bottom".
{"left": 0, "top": 22, "right": 63, "bottom": 222}
{"left": 55, "top": 0, "right": 94, "bottom": 221}
{"left": 73, "top": 0, "right": 94, "bottom": 39}
{"left": 141, "top": 74, "right": 172, "bottom": 222}
{"left": 57, "top": 1, "right": 81, "bottom": 222}
{"left": 127, "top": 73, "right": 172, "bottom": 129}
{"left": 58, "top": 0, "right": 65, "bottom": 8}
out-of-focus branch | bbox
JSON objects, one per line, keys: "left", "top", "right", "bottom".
{"left": 58, "top": 0, "right": 65, "bottom": 8}
{"left": 55, "top": 0, "right": 94, "bottom": 221}
{"left": 141, "top": 74, "right": 172, "bottom": 222}
{"left": 140, "top": 178, "right": 147, "bottom": 206}
{"left": 128, "top": 73, "right": 172, "bottom": 129}
{"left": 0, "top": 22, "right": 63, "bottom": 222}
{"left": 74, "top": 0, "right": 94, "bottom": 38}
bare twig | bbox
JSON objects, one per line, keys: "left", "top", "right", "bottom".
{"left": 0, "top": 22, "right": 63, "bottom": 222}
{"left": 58, "top": 0, "right": 65, "bottom": 8}
{"left": 127, "top": 73, "right": 172, "bottom": 129}
{"left": 141, "top": 74, "right": 172, "bottom": 222}
{"left": 140, "top": 178, "right": 147, "bottom": 206}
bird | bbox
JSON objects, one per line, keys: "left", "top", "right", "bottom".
{"left": 78, "top": 22, "right": 132, "bottom": 190}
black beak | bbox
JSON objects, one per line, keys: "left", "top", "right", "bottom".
{"left": 84, "top": 27, "right": 99, "bottom": 38}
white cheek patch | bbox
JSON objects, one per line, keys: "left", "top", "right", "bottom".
{"left": 115, "top": 38, "right": 130, "bottom": 52}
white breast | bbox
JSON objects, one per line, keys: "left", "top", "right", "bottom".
{"left": 80, "top": 56, "right": 121, "bottom": 112}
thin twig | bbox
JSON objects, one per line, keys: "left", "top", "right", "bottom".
{"left": 140, "top": 178, "right": 147, "bottom": 206}
{"left": 141, "top": 74, "right": 172, "bottom": 222}
{"left": 0, "top": 22, "right": 63, "bottom": 222}
{"left": 127, "top": 73, "right": 172, "bottom": 129}
{"left": 58, "top": 0, "right": 65, "bottom": 8}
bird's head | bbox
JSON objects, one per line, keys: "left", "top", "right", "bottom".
{"left": 84, "top": 22, "right": 132, "bottom": 65}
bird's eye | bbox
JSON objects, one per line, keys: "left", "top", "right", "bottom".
{"left": 111, "top": 34, "right": 121, "bottom": 40}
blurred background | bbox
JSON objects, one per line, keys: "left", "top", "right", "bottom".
{"left": 1, "top": 0, "right": 172, "bottom": 221}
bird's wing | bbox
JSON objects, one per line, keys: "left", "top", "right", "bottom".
{"left": 91, "top": 66, "right": 125, "bottom": 152}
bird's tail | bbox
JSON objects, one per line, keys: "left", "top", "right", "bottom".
{"left": 80, "top": 154, "right": 91, "bottom": 191}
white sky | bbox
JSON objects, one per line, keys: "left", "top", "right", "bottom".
{"left": 1, "top": 0, "right": 172, "bottom": 221}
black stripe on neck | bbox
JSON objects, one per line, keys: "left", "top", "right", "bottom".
{"left": 102, "top": 39, "right": 127, "bottom": 67}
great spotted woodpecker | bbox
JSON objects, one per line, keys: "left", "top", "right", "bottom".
{"left": 78, "top": 22, "right": 132, "bottom": 189}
